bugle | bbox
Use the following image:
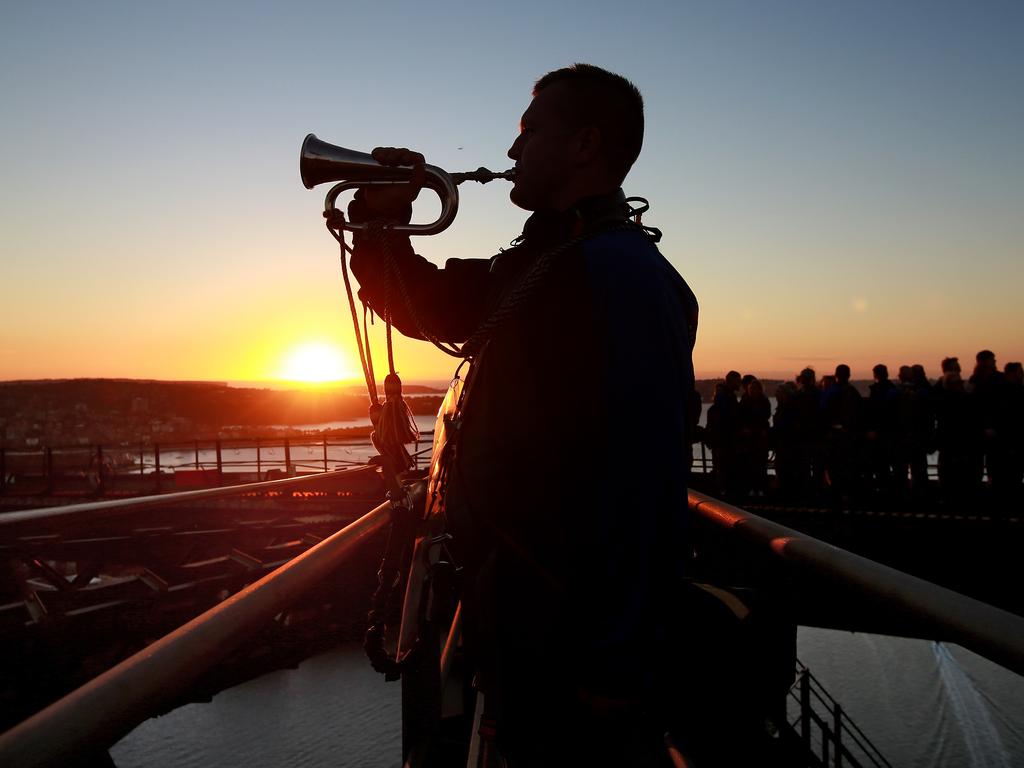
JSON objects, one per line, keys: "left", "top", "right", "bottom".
{"left": 300, "top": 134, "right": 514, "bottom": 236}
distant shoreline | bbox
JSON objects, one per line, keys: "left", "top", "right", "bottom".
{"left": 0, "top": 378, "right": 444, "bottom": 449}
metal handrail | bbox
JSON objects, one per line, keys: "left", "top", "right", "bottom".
{"left": 0, "top": 464, "right": 379, "bottom": 531}
{"left": 3, "top": 484, "right": 1020, "bottom": 766}
{"left": 0, "top": 483, "right": 414, "bottom": 768}
{"left": 689, "top": 489, "right": 1024, "bottom": 677}
{"left": 2, "top": 434, "right": 435, "bottom": 497}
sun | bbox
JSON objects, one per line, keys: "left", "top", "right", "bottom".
{"left": 279, "top": 341, "right": 356, "bottom": 385}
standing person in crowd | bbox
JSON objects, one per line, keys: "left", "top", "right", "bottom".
{"left": 705, "top": 370, "right": 742, "bottom": 499}
{"left": 821, "top": 363, "right": 863, "bottom": 503}
{"left": 772, "top": 382, "right": 800, "bottom": 501}
{"left": 932, "top": 359, "right": 979, "bottom": 505}
{"left": 969, "top": 349, "right": 1004, "bottom": 489}
{"left": 866, "top": 363, "right": 899, "bottom": 496}
{"left": 737, "top": 376, "right": 772, "bottom": 498}
{"left": 792, "top": 368, "right": 823, "bottom": 501}
{"left": 909, "top": 365, "right": 935, "bottom": 498}
{"left": 994, "top": 361, "right": 1023, "bottom": 509}
{"left": 893, "top": 365, "right": 933, "bottom": 499}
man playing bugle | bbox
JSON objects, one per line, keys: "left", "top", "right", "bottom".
{"left": 349, "top": 64, "right": 700, "bottom": 766}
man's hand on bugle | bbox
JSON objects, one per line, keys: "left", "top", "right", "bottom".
{"left": 348, "top": 147, "right": 426, "bottom": 225}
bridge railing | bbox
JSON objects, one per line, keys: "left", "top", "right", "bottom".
{"left": 0, "top": 468, "right": 417, "bottom": 767}
{"left": 688, "top": 489, "right": 1024, "bottom": 676}
{"left": 2, "top": 485, "right": 1024, "bottom": 767}
{"left": 0, "top": 433, "right": 433, "bottom": 498}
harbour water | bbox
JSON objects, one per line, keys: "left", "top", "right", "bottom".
{"left": 110, "top": 631, "right": 1023, "bottom": 767}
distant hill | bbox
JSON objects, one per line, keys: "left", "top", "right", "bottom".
{"left": 0, "top": 379, "right": 444, "bottom": 446}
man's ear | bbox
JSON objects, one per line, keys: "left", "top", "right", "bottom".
{"left": 572, "top": 125, "right": 603, "bottom": 166}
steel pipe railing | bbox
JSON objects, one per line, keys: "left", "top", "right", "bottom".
{"left": 0, "top": 482, "right": 418, "bottom": 768}
{"left": 0, "top": 464, "right": 379, "bottom": 533}
{"left": 688, "top": 489, "right": 1024, "bottom": 678}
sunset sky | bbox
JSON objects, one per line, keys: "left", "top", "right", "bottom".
{"left": 2, "top": 1, "right": 1021, "bottom": 385}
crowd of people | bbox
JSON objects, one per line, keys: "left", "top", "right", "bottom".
{"left": 698, "top": 350, "right": 1024, "bottom": 510}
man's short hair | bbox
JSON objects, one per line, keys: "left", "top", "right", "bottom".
{"left": 977, "top": 349, "right": 995, "bottom": 362}
{"left": 835, "top": 364, "right": 851, "bottom": 382}
{"left": 873, "top": 363, "right": 888, "bottom": 378}
{"left": 534, "top": 63, "right": 644, "bottom": 185}
{"left": 940, "top": 356, "right": 960, "bottom": 373}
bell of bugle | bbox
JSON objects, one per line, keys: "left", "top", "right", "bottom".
{"left": 300, "top": 134, "right": 513, "bottom": 236}
{"left": 300, "top": 134, "right": 458, "bottom": 236}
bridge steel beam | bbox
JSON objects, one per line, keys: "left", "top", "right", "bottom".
{"left": 689, "top": 490, "right": 1024, "bottom": 678}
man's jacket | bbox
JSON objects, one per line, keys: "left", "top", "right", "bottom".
{"left": 350, "top": 190, "right": 698, "bottom": 742}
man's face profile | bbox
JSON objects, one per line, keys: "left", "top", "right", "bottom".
{"left": 506, "top": 81, "right": 577, "bottom": 212}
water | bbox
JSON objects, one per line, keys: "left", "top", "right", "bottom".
{"left": 110, "top": 631, "right": 1024, "bottom": 767}
{"left": 797, "top": 629, "right": 1023, "bottom": 767}
{"left": 111, "top": 647, "right": 402, "bottom": 768}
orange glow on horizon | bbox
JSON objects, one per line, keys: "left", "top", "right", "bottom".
{"left": 276, "top": 341, "right": 358, "bottom": 386}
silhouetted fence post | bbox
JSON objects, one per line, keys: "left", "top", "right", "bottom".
{"left": 194, "top": 441, "right": 200, "bottom": 470}
{"left": 323, "top": 438, "right": 328, "bottom": 472}
{"left": 95, "top": 445, "right": 105, "bottom": 496}
{"left": 256, "top": 439, "right": 261, "bottom": 477}
{"left": 284, "top": 439, "right": 292, "bottom": 476}
{"left": 44, "top": 447, "right": 54, "bottom": 495}
{"left": 0, "top": 448, "right": 6, "bottom": 493}
{"left": 215, "top": 440, "right": 223, "bottom": 485}
{"left": 154, "top": 443, "right": 161, "bottom": 493}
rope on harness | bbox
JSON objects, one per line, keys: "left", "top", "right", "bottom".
{"left": 325, "top": 213, "right": 426, "bottom": 680}
{"left": 325, "top": 214, "right": 378, "bottom": 410}
{"left": 372, "top": 372, "right": 419, "bottom": 472}
{"left": 325, "top": 214, "right": 419, "bottom": 472}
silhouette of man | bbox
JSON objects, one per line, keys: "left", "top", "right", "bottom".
{"left": 347, "top": 65, "right": 699, "bottom": 765}
{"left": 737, "top": 376, "right": 771, "bottom": 498}
{"left": 866, "top": 363, "right": 898, "bottom": 494}
{"left": 707, "top": 370, "right": 742, "bottom": 498}
{"left": 999, "top": 362, "right": 1024, "bottom": 507}
{"left": 821, "top": 363, "right": 862, "bottom": 501}
{"left": 970, "top": 350, "right": 1005, "bottom": 492}
{"left": 933, "top": 365, "right": 978, "bottom": 504}
{"left": 793, "top": 367, "right": 823, "bottom": 499}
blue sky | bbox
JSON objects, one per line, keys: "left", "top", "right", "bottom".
{"left": 2, "top": 1, "right": 1021, "bottom": 381}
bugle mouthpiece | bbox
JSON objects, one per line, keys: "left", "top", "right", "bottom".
{"left": 451, "top": 167, "right": 516, "bottom": 185}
